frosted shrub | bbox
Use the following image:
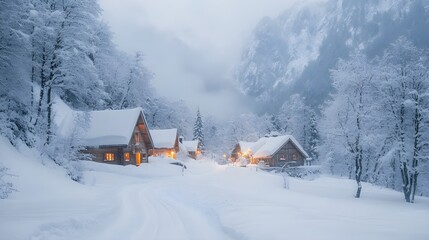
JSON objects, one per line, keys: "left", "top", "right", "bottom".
{"left": 0, "top": 164, "right": 15, "bottom": 199}
{"left": 285, "top": 166, "right": 321, "bottom": 180}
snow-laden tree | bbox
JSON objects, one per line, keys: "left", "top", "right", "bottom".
{"left": 202, "top": 115, "right": 220, "bottom": 154}
{"left": 227, "top": 114, "right": 265, "bottom": 143}
{"left": 28, "top": 0, "right": 108, "bottom": 145}
{"left": 193, "top": 108, "right": 205, "bottom": 150}
{"left": 378, "top": 37, "right": 429, "bottom": 202}
{"left": 54, "top": 0, "right": 106, "bottom": 110}
{"left": 322, "top": 51, "right": 381, "bottom": 198}
{"left": 119, "top": 52, "right": 153, "bottom": 109}
{"left": 278, "top": 94, "right": 312, "bottom": 151}
{"left": 320, "top": 38, "right": 429, "bottom": 201}
{"left": 266, "top": 114, "right": 282, "bottom": 134}
{"left": 221, "top": 113, "right": 271, "bottom": 155}
{"left": 0, "top": 0, "right": 34, "bottom": 145}
{"left": 308, "top": 111, "right": 320, "bottom": 161}
{"left": 42, "top": 111, "right": 91, "bottom": 181}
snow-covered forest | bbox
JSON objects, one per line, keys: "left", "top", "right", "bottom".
{"left": 1, "top": 0, "right": 429, "bottom": 239}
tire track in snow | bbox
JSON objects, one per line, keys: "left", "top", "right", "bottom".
{"left": 132, "top": 182, "right": 234, "bottom": 240}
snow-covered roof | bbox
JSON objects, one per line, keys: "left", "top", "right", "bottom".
{"left": 53, "top": 97, "right": 151, "bottom": 147}
{"left": 183, "top": 140, "right": 199, "bottom": 152}
{"left": 150, "top": 129, "right": 178, "bottom": 149}
{"left": 237, "top": 135, "right": 309, "bottom": 159}
{"left": 81, "top": 108, "right": 146, "bottom": 147}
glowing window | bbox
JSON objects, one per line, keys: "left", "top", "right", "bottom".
{"left": 124, "top": 153, "right": 130, "bottom": 161}
{"left": 105, "top": 153, "right": 115, "bottom": 161}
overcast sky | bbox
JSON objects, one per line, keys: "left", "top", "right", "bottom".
{"left": 98, "top": 0, "right": 300, "bottom": 119}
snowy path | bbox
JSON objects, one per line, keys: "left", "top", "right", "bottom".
{"left": 93, "top": 182, "right": 232, "bottom": 240}
{"left": 1, "top": 155, "right": 429, "bottom": 240}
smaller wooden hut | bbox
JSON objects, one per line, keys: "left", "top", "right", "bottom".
{"left": 230, "top": 135, "right": 309, "bottom": 167}
{"left": 149, "top": 129, "right": 180, "bottom": 159}
{"left": 230, "top": 141, "right": 255, "bottom": 163}
{"left": 182, "top": 140, "right": 201, "bottom": 159}
{"left": 252, "top": 135, "right": 309, "bottom": 167}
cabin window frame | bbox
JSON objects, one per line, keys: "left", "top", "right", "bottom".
{"left": 124, "top": 152, "right": 130, "bottom": 162}
{"left": 104, "top": 153, "right": 115, "bottom": 161}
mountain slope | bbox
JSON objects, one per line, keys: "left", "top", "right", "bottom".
{"left": 237, "top": 0, "right": 429, "bottom": 113}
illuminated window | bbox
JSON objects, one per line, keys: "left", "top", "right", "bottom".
{"left": 105, "top": 153, "right": 115, "bottom": 161}
{"left": 136, "top": 152, "right": 141, "bottom": 165}
{"left": 124, "top": 152, "right": 130, "bottom": 161}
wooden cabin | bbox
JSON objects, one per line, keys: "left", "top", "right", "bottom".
{"left": 231, "top": 135, "right": 309, "bottom": 167}
{"left": 182, "top": 140, "right": 202, "bottom": 159}
{"left": 149, "top": 129, "right": 180, "bottom": 159}
{"left": 79, "top": 108, "right": 154, "bottom": 166}
{"left": 230, "top": 141, "right": 255, "bottom": 163}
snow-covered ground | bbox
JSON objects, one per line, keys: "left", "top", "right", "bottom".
{"left": 1, "top": 138, "right": 429, "bottom": 240}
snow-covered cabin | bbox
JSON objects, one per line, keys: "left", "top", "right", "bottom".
{"left": 149, "top": 129, "right": 180, "bottom": 159}
{"left": 230, "top": 141, "right": 255, "bottom": 162}
{"left": 182, "top": 140, "right": 201, "bottom": 159}
{"left": 230, "top": 135, "right": 309, "bottom": 167}
{"left": 80, "top": 108, "right": 154, "bottom": 166}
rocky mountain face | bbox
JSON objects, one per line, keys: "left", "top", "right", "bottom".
{"left": 237, "top": 0, "right": 429, "bottom": 113}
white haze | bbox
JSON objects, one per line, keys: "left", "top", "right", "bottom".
{"left": 98, "top": 0, "right": 306, "bottom": 118}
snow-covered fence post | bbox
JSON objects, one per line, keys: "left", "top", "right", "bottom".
{"left": 182, "top": 163, "right": 185, "bottom": 176}
{"left": 281, "top": 163, "right": 290, "bottom": 189}
{"left": 283, "top": 171, "right": 290, "bottom": 189}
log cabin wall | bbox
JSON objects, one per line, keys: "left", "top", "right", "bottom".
{"left": 83, "top": 145, "right": 149, "bottom": 165}
{"left": 272, "top": 141, "right": 305, "bottom": 167}
{"left": 83, "top": 146, "right": 126, "bottom": 165}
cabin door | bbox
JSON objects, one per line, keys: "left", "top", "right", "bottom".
{"left": 136, "top": 152, "right": 141, "bottom": 166}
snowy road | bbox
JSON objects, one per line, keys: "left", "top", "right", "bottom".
{"left": 1, "top": 154, "right": 429, "bottom": 240}
{"left": 95, "top": 182, "right": 233, "bottom": 240}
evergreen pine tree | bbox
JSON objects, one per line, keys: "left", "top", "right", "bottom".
{"left": 270, "top": 114, "right": 282, "bottom": 133}
{"left": 193, "top": 108, "right": 205, "bottom": 150}
{"left": 308, "top": 111, "right": 319, "bottom": 161}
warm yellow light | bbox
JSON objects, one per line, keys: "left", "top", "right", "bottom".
{"left": 124, "top": 152, "right": 130, "bottom": 161}
{"left": 223, "top": 154, "right": 227, "bottom": 158}
{"left": 105, "top": 153, "right": 115, "bottom": 161}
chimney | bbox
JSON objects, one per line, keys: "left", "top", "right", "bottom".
{"left": 179, "top": 136, "right": 184, "bottom": 144}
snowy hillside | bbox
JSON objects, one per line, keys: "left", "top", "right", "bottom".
{"left": 1, "top": 138, "right": 428, "bottom": 240}
{"left": 237, "top": 0, "right": 429, "bottom": 112}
